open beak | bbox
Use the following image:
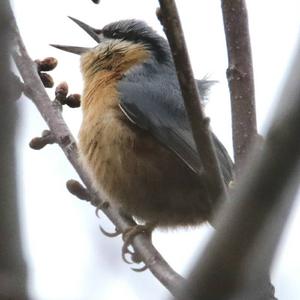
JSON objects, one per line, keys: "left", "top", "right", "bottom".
{"left": 50, "top": 44, "right": 90, "bottom": 55}
{"left": 68, "top": 16, "right": 101, "bottom": 43}
{"left": 50, "top": 17, "right": 102, "bottom": 55}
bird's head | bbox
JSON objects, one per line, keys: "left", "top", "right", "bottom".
{"left": 51, "top": 17, "right": 171, "bottom": 80}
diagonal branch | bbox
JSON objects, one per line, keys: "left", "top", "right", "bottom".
{"left": 157, "top": 0, "right": 227, "bottom": 213}
{"left": 184, "top": 41, "right": 300, "bottom": 300}
{"left": 221, "top": 0, "right": 257, "bottom": 175}
{"left": 9, "top": 4, "right": 185, "bottom": 297}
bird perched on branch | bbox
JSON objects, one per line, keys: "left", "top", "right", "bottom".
{"left": 52, "top": 17, "right": 233, "bottom": 247}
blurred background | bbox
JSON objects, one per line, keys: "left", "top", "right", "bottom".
{"left": 11, "top": 0, "right": 300, "bottom": 299}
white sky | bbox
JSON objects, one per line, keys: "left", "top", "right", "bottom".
{"left": 12, "top": 0, "right": 300, "bottom": 299}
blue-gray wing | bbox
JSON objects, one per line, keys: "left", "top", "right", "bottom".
{"left": 117, "top": 78, "right": 234, "bottom": 184}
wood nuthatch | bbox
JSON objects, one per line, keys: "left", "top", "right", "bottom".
{"left": 52, "top": 17, "right": 234, "bottom": 242}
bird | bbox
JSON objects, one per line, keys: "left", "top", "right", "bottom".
{"left": 51, "top": 17, "right": 234, "bottom": 255}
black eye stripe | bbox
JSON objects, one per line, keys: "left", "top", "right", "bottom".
{"left": 103, "top": 29, "right": 120, "bottom": 38}
{"left": 102, "top": 20, "right": 171, "bottom": 63}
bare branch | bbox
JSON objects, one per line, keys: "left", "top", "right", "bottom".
{"left": 9, "top": 72, "right": 24, "bottom": 101}
{"left": 221, "top": 0, "right": 257, "bottom": 175}
{"left": 9, "top": 4, "right": 185, "bottom": 297}
{"left": 0, "top": 0, "right": 28, "bottom": 298}
{"left": 185, "top": 42, "right": 300, "bottom": 300}
{"left": 157, "top": 1, "right": 227, "bottom": 214}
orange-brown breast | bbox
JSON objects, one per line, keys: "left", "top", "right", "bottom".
{"left": 79, "top": 72, "right": 212, "bottom": 228}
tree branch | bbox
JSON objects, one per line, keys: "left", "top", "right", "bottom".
{"left": 9, "top": 4, "right": 184, "bottom": 297}
{"left": 0, "top": 1, "right": 28, "bottom": 298}
{"left": 221, "top": 0, "right": 257, "bottom": 175}
{"left": 157, "top": 0, "right": 227, "bottom": 213}
{"left": 184, "top": 41, "right": 300, "bottom": 300}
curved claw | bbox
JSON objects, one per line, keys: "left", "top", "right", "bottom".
{"left": 131, "top": 264, "right": 148, "bottom": 272}
{"left": 122, "top": 243, "right": 135, "bottom": 264}
{"left": 95, "top": 207, "right": 101, "bottom": 218}
{"left": 95, "top": 205, "right": 106, "bottom": 218}
{"left": 95, "top": 201, "right": 109, "bottom": 218}
{"left": 121, "top": 224, "right": 154, "bottom": 266}
{"left": 99, "top": 225, "right": 121, "bottom": 237}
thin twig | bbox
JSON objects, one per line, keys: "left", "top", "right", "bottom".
{"left": 184, "top": 42, "right": 300, "bottom": 300}
{"left": 221, "top": 0, "right": 257, "bottom": 176}
{"left": 9, "top": 5, "right": 185, "bottom": 297}
{"left": 157, "top": 0, "right": 227, "bottom": 214}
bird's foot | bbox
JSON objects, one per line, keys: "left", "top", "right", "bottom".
{"left": 122, "top": 223, "right": 155, "bottom": 271}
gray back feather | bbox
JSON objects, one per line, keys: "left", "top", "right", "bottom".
{"left": 117, "top": 60, "right": 234, "bottom": 184}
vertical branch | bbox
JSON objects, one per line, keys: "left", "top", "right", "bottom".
{"left": 0, "top": 1, "right": 28, "bottom": 299}
{"left": 221, "top": 0, "right": 257, "bottom": 175}
{"left": 184, "top": 41, "right": 300, "bottom": 300}
{"left": 158, "top": 0, "right": 227, "bottom": 211}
